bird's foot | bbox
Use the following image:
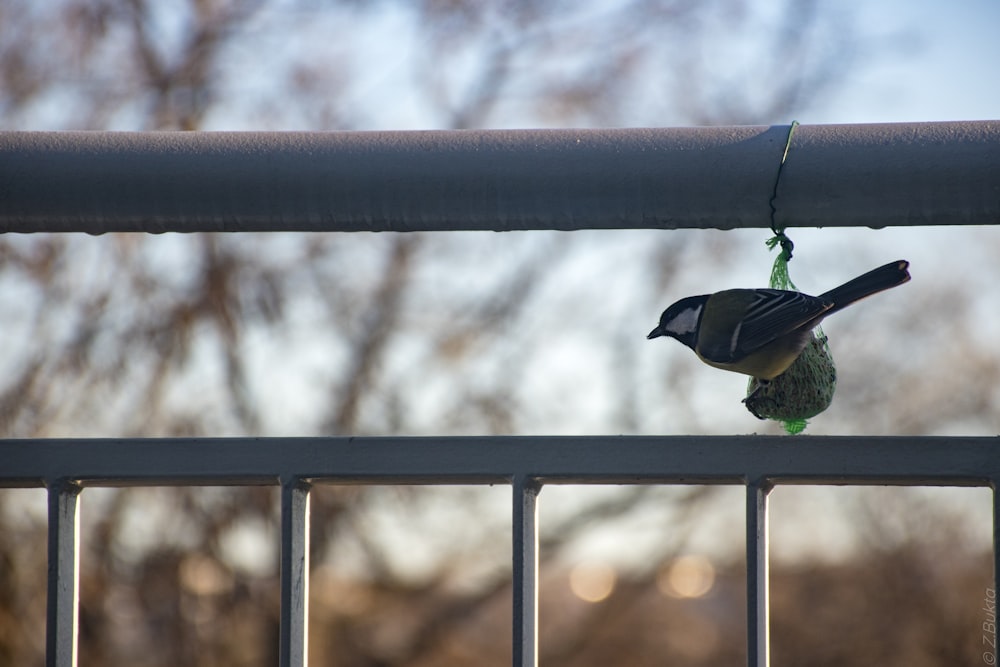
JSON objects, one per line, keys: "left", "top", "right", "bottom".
{"left": 742, "top": 378, "right": 770, "bottom": 420}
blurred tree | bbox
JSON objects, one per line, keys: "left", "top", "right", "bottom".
{"left": 0, "top": 0, "right": 995, "bottom": 665}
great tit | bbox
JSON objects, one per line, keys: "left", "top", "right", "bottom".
{"left": 647, "top": 259, "right": 910, "bottom": 382}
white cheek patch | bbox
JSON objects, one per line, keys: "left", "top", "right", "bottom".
{"left": 666, "top": 306, "right": 701, "bottom": 335}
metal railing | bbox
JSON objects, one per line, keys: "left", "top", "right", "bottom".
{"left": 4, "top": 436, "right": 1000, "bottom": 667}
{"left": 2, "top": 123, "right": 999, "bottom": 667}
{"left": 1, "top": 122, "right": 998, "bottom": 233}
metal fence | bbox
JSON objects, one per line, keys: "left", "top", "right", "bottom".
{"left": 2, "top": 123, "right": 1000, "bottom": 667}
{"left": 3, "top": 436, "right": 1000, "bottom": 667}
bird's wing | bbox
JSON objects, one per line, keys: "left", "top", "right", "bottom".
{"left": 734, "top": 289, "right": 832, "bottom": 354}
{"left": 698, "top": 289, "right": 832, "bottom": 363}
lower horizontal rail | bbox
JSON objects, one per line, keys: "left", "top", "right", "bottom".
{"left": 4, "top": 436, "right": 998, "bottom": 486}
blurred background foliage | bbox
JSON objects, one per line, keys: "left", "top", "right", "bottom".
{"left": 0, "top": 0, "right": 997, "bottom": 665}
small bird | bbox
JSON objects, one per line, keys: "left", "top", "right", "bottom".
{"left": 647, "top": 260, "right": 910, "bottom": 383}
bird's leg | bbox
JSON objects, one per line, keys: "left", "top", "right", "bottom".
{"left": 742, "top": 378, "right": 769, "bottom": 420}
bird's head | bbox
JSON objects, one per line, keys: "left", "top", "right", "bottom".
{"left": 647, "top": 295, "right": 709, "bottom": 350}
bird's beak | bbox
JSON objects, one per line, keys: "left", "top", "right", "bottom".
{"left": 647, "top": 327, "right": 663, "bottom": 340}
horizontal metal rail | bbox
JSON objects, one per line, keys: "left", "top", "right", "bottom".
{"left": 4, "top": 436, "right": 1000, "bottom": 667}
{"left": 5, "top": 435, "right": 999, "bottom": 485}
{"left": 1, "top": 122, "right": 998, "bottom": 233}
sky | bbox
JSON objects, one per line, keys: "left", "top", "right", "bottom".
{"left": 198, "top": 0, "right": 1000, "bottom": 131}
{"left": 831, "top": 0, "right": 1000, "bottom": 123}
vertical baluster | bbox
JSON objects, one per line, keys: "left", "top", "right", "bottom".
{"left": 512, "top": 477, "right": 540, "bottom": 667}
{"left": 990, "top": 484, "right": 1000, "bottom": 666}
{"left": 47, "top": 479, "right": 81, "bottom": 667}
{"left": 280, "top": 479, "right": 311, "bottom": 667}
{"left": 747, "top": 481, "right": 770, "bottom": 667}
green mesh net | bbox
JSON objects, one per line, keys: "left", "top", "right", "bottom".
{"left": 743, "top": 235, "right": 837, "bottom": 434}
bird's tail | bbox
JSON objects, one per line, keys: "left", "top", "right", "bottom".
{"left": 820, "top": 259, "right": 910, "bottom": 314}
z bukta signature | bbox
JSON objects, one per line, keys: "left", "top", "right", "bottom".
{"left": 984, "top": 588, "right": 997, "bottom": 665}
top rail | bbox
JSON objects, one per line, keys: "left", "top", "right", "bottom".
{"left": 1, "top": 121, "right": 997, "bottom": 233}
